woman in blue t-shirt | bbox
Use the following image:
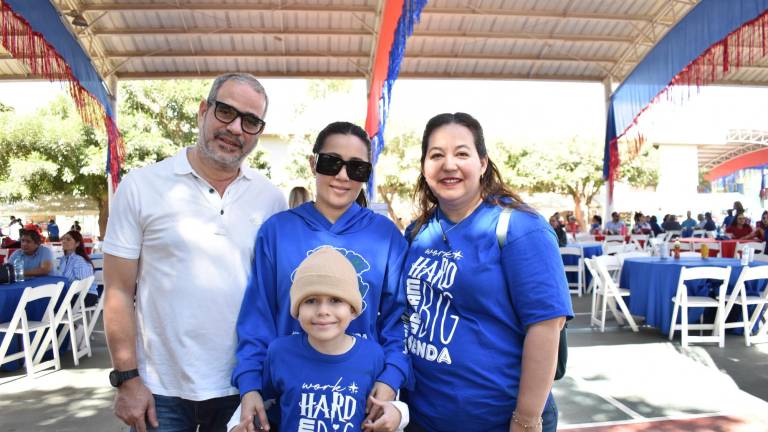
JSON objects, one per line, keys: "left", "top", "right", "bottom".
{"left": 402, "top": 112, "right": 573, "bottom": 432}
{"left": 233, "top": 121, "right": 410, "bottom": 430}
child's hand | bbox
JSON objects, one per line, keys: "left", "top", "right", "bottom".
{"left": 229, "top": 417, "right": 252, "bottom": 432}
{"left": 361, "top": 397, "right": 402, "bottom": 432}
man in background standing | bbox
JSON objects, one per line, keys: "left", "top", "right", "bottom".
{"left": 103, "top": 73, "right": 286, "bottom": 432}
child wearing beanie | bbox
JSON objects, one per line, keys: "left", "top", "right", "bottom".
{"left": 230, "top": 247, "right": 408, "bottom": 432}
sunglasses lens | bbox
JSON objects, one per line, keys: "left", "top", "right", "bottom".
{"left": 316, "top": 154, "right": 343, "bottom": 176}
{"left": 346, "top": 160, "right": 372, "bottom": 182}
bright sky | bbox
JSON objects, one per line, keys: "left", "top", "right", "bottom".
{"left": 0, "top": 79, "right": 766, "bottom": 147}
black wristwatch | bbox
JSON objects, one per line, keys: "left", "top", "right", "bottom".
{"left": 109, "top": 369, "right": 140, "bottom": 387}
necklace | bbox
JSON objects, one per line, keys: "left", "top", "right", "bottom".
{"left": 437, "top": 209, "right": 470, "bottom": 243}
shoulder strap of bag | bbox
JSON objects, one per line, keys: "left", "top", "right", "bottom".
{"left": 495, "top": 206, "right": 567, "bottom": 380}
{"left": 496, "top": 208, "right": 513, "bottom": 248}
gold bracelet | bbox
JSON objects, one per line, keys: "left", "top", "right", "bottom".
{"left": 512, "top": 411, "right": 543, "bottom": 431}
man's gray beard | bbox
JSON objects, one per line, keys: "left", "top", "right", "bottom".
{"left": 197, "top": 136, "right": 256, "bottom": 169}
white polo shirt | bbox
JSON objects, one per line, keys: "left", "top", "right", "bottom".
{"left": 103, "top": 148, "right": 286, "bottom": 400}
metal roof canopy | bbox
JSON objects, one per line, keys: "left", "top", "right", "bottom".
{"left": 2, "top": 0, "right": 766, "bottom": 89}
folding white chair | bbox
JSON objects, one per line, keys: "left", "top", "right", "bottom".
{"left": 629, "top": 234, "right": 649, "bottom": 251}
{"left": 574, "top": 233, "right": 594, "bottom": 243}
{"left": 560, "top": 247, "right": 583, "bottom": 297}
{"left": 0, "top": 282, "right": 64, "bottom": 377}
{"left": 48, "top": 276, "right": 95, "bottom": 366}
{"left": 721, "top": 266, "right": 768, "bottom": 346}
{"left": 587, "top": 257, "right": 638, "bottom": 332}
{"left": 692, "top": 241, "right": 721, "bottom": 258}
{"left": 736, "top": 242, "right": 765, "bottom": 257}
{"left": 692, "top": 230, "right": 706, "bottom": 238}
{"left": 616, "top": 251, "right": 651, "bottom": 282}
{"left": 669, "top": 266, "right": 731, "bottom": 347}
{"left": 84, "top": 260, "right": 105, "bottom": 339}
{"left": 705, "top": 231, "right": 717, "bottom": 239}
{"left": 664, "top": 230, "right": 682, "bottom": 241}
{"left": 603, "top": 235, "right": 625, "bottom": 245}
{"left": 603, "top": 243, "right": 625, "bottom": 256}
{"left": 753, "top": 254, "right": 768, "bottom": 263}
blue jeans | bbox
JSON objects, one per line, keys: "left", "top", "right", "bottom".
{"left": 130, "top": 394, "right": 240, "bottom": 432}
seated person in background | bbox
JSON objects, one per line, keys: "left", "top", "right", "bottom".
{"left": 8, "top": 229, "right": 55, "bottom": 276}
{"left": 56, "top": 230, "right": 97, "bottom": 304}
{"left": 70, "top": 220, "right": 82, "bottom": 232}
{"left": 722, "top": 209, "right": 734, "bottom": 229}
{"left": 549, "top": 214, "right": 568, "bottom": 247}
{"left": 725, "top": 214, "right": 753, "bottom": 239}
{"left": 603, "top": 212, "right": 626, "bottom": 235}
{"left": 680, "top": 211, "right": 697, "bottom": 237}
{"left": 589, "top": 215, "right": 602, "bottom": 235}
{"left": 695, "top": 213, "right": 706, "bottom": 229}
{"left": 661, "top": 215, "right": 682, "bottom": 232}
{"left": 565, "top": 215, "right": 580, "bottom": 234}
{"left": 230, "top": 248, "right": 406, "bottom": 432}
{"left": 743, "top": 211, "right": 768, "bottom": 242}
{"left": 47, "top": 218, "right": 60, "bottom": 242}
{"left": 649, "top": 215, "right": 664, "bottom": 237}
{"left": 632, "top": 214, "right": 651, "bottom": 235}
{"left": 702, "top": 212, "right": 717, "bottom": 232}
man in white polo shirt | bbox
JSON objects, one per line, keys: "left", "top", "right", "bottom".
{"left": 103, "top": 73, "right": 286, "bottom": 432}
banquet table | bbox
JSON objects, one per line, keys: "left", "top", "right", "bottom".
{"left": 0, "top": 275, "right": 69, "bottom": 371}
{"left": 619, "top": 257, "right": 768, "bottom": 335}
{"left": 675, "top": 238, "right": 754, "bottom": 258}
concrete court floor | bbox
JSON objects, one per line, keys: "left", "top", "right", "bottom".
{"left": 1, "top": 295, "right": 768, "bottom": 431}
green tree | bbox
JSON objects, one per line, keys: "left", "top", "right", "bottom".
{"left": 375, "top": 132, "right": 421, "bottom": 230}
{"left": 503, "top": 139, "right": 659, "bottom": 229}
{"left": 0, "top": 101, "right": 13, "bottom": 112}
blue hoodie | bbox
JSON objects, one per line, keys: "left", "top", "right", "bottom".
{"left": 233, "top": 202, "right": 410, "bottom": 396}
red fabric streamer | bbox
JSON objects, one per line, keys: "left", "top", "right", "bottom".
{"left": 608, "top": 9, "right": 768, "bottom": 198}
{"left": 1, "top": 2, "right": 124, "bottom": 189}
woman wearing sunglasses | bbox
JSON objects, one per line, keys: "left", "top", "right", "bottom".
{"left": 402, "top": 113, "right": 572, "bottom": 432}
{"left": 233, "top": 121, "right": 409, "bottom": 431}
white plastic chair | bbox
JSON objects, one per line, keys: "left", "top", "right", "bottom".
{"left": 721, "top": 266, "right": 768, "bottom": 346}
{"left": 603, "top": 235, "right": 625, "bottom": 245}
{"left": 0, "top": 282, "right": 64, "bottom": 377}
{"left": 629, "top": 234, "right": 649, "bottom": 251}
{"left": 664, "top": 230, "right": 682, "bottom": 241}
{"left": 574, "top": 233, "right": 594, "bottom": 243}
{"left": 84, "top": 259, "right": 104, "bottom": 339}
{"left": 705, "top": 230, "right": 717, "bottom": 239}
{"left": 587, "top": 257, "right": 638, "bottom": 332}
{"left": 669, "top": 266, "right": 731, "bottom": 347}
{"left": 560, "top": 247, "right": 583, "bottom": 297}
{"left": 736, "top": 242, "right": 765, "bottom": 256}
{"left": 692, "top": 229, "right": 706, "bottom": 238}
{"left": 603, "top": 243, "right": 625, "bottom": 256}
{"left": 692, "top": 242, "right": 721, "bottom": 258}
{"left": 48, "top": 276, "right": 95, "bottom": 366}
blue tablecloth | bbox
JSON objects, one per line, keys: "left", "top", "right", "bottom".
{"left": 620, "top": 257, "right": 768, "bottom": 334}
{"left": 564, "top": 242, "right": 603, "bottom": 286}
{"left": 0, "top": 275, "right": 69, "bottom": 371}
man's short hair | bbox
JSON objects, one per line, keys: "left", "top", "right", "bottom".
{"left": 20, "top": 229, "right": 42, "bottom": 244}
{"left": 206, "top": 73, "right": 269, "bottom": 116}
{"left": 612, "top": 212, "right": 619, "bottom": 217}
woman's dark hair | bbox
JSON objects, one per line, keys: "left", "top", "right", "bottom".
{"left": 313, "top": 121, "right": 371, "bottom": 207}
{"left": 730, "top": 213, "right": 747, "bottom": 227}
{"left": 592, "top": 215, "right": 602, "bottom": 224}
{"left": 63, "top": 230, "right": 93, "bottom": 268}
{"left": 650, "top": 215, "right": 658, "bottom": 223}
{"left": 19, "top": 229, "right": 42, "bottom": 244}
{"left": 411, "top": 112, "right": 530, "bottom": 236}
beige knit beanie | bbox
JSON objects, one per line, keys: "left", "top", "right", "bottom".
{"left": 290, "top": 247, "right": 362, "bottom": 318}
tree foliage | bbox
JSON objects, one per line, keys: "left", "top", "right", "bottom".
{"left": 503, "top": 139, "right": 659, "bottom": 227}
{"left": 375, "top": 132, "right": 421, "bottom": 229}
{"left": 0, "top": 80, "right": 272, "bottom": 237}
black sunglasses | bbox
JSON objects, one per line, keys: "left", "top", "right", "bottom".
{"left": 210, "top": 100, "right": 266, "bottom": 135}
{"left": 315, "top": 153, "right": 372, "bottom": 183}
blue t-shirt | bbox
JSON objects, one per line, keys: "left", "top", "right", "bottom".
{"left": 9, "top": 245, "right": 55, "bottom": 275}
{"left": 403, "top": 203, "right": 573, "bottom": 431}
{"left": 47, "top": 223, "right": 59, "bottom": 239}
{"left": 262, "top": 334, "right": 384, "bottom": 432}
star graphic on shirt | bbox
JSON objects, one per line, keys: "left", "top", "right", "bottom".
{"left": 347, "top": 382, "right": 359, "bottom": 394}
{"left": 452, "top": 250, "right": 463, "bottom": 260}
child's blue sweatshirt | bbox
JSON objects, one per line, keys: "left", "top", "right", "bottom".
{"left": 263, "top": 334, "right": 384, "bottom": 432}
{"left": 233, "top": 202, "right": 410, "bottom": 396}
